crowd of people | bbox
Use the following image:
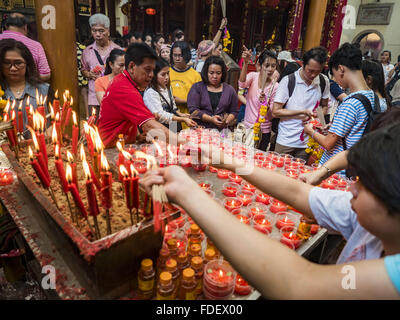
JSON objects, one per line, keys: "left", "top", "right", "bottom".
{"left": 0, "top": 11, "right": 399, "bottom": 300}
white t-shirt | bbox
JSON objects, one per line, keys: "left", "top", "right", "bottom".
{"left": 273, "top": 69, "right": 330, "bottom": 148}
{"left": 195, "top": 60, "right": 205, "bottom": 73}
{"left": 309, "top": 187, "right": 383, "bottom": 264}
{"left": 382, "top": 63, "right": 394, "bottom": 83}
{"left": 143, "top": 87, "right": 178, "bottom": 124}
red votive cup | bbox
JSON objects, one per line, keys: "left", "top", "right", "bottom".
{"left": 237, "top": 190, "right": 254, "bottom": 206}
{"left": 222, "top": 182, "right": 240, "bottom": 197}
{"left": 252, "top": 214, "right": 273, "bottom": 235}
{"left": 228, "top": 172, "right": 243, "bottom": 184}
{"left": 235, "top": 274, "right": 252, "bottom": 296}
{"left": 224, "top": 198, "right": 243, "bottom": 212}
{"left": 235, "top": 214, "right": 250, "bottom": 225}
{"left": 270, "top": 199, "right": 288, "bottom": 214}
{"left": 203, "top": 260, "right": 237, "bottom": 300}
{"left": 217, "top": 169, "right": 231, "bottom": 179}
{"left": 246, "top": 203, "right": 268, "bottom": 218}
{"left": 241, "top": 182, "right": 256, "bottom": 194}
{"left": 280, "top": 227, "right": 302, "bottom": 250}
{"left": 275, "top": 212, "right": 299, "bottom": 231}
{"left": 255, "top": 192, "right": 270, "bottom": 205}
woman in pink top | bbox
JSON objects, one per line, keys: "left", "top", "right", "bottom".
{"left": 238, "top": 47, "right": 279, "bottom": 151}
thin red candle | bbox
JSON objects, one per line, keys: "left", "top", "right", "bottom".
{"left": 130, "top": 164, "right": 139, "bottom": 210}
{"left": 61, "top": 91, "right": 70, "bottom": 129}
{"left": 80, "top": 145, "right": 101, "bottom": 191}
{"left": 17, "top": 102, "right": 23, "bottom": 133}
{"left": 100, "top": 152, "right": 113, "bottom": 209}
{"left": 37, "top": 131, "right": 48, "bottom": 168}
{"left": 11, "top": 109, "right": 18, "bottom": 140}
{"left": 83, "top": 160, "right": 100, "bottom": 217}
{"left": 71, "top": 111, "right": 79, "bottom": 156}
{"left": 120, "top": 165, "right": 132, "bottom": 209}
{"left": 29, "top": 147, "right": 50, "bottom": 189}
{"left": 66, "top": 164, "right": 88, "bottom": 218}
{"left": 67, "top": 151, "right": 78, "bottom": 187}
{"left": 53, "top": 90, "right": 60, "bottom": 115}
{"left": 54, "top": 145, "right": 68, "bottom": 193}
{"left": 55, "top": 112, "right": 62, "bottom": 145}
{"left": 3, "top": 114, "right": 17, "bottom": 147}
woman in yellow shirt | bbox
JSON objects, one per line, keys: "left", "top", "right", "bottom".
{"left": 169, "top": 41, "right": 201, "bottom": 129}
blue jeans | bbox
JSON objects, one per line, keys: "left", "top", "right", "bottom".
{"left": 237, "top": 104, "right": 246, "bottom": 123}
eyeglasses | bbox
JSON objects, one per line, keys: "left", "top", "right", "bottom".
{"left": 2, "top": 60, "right": 26, "bottom": 69}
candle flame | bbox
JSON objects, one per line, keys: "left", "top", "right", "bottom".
{"left": 29, "top": 105, "right": 34, "bottom": 115}
{"left": 52, "top": 124, "right": 58, "bottom": 144}
{"left": 130, "top": 164, "right": 138, "bottom": 177}
{"left": 66, "top": 163, "right": 72, "bottom": 184}
{"left": 11, "top": 100, "right": 16, "bottom": 110}
{"left": 36, "top": 89, "right": 39, "bottom": 102}
{"left": 66, "top": 150, "right": 74, "bottom": 163}
{"left": 83, "top": 121, "right": 89, "bottom": 134}
{"left": 28, "top": 146, "right": 33, "bottom": 160}
{"left": 284, "top": 216, "right": 288, "bottom": 222}
{"left": 54, "top": 90, "right": 58, "bottom": 99}
{"left": 116, "top": 141, "right": 123, "bottom": 152}
{"left": 289, "top": 232, "right": 293, "bottom": 238}
{"left": 18, "top": 100, "right": 22, "bottom": 111}
{"left": 152, "top": 139, "right": 163, "bottom": 157}
{"left": 119, "top": 164, "right": 129, "bottom": 178}
{"left": 80, "top": 144, "right": 86, "bottom": 162}
{"left": 26, "top": 96, "right": 30, "bottom": 107}
{"left": 55, "top": 144, "right": 60, "bottom": 159}
{"left": 36, "top": 111, "right": 45, "bottom": 132}
{"left": 70, "top": 96, "right": 74, "bottom": 106}
{"left": 49, "top": 103, "right": 54, "bottom": 120}
{"left": 3, "top": 113, "right": 8, "bottom": 122}
{"left": 121, "top": 149, "right": 132, "bottom": 161}
{"left": 167, "top": 144, "right": 175, "bottom": 159}
{"left": 83, "top": 160, "right": 91, "bottom": 181}
{"left": 4, "top": 99, "right": 10, "bottom": 114}
{"left": 28, "top": 126, "right": 40, "bottom": 151}
{"left": 219, "top": 270, "right": 224, "bottom": 278}
{"left": 55, "top": 111, "right": 60, "bottom": 122}
{"left": 92, "top": 108, "right": 96, "bottom": 116}
{"left": 11, "top": 109, "right": 16, "bottom": 121}
{"left": 42, "top": 95, "right": 47, "bottom": 106}
{"left": 101, "top": 150, "right": 110, "bottom": 171}
{"left": 72, "top": 111, "right": 77, "bottom": 127}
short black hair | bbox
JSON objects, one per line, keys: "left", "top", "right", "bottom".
{"left": 200, "top": 56, "right": 227, "bottom": 84}
{"left": 5, "top": 13, "right": 27, "bottom": 28}
{"left": 381, "top": 50, "right": 392, "bottom": 61}
{"left": 125, "top": 43, "right": 158, "bottom": 68}
{"left": 152, "top": 33, "right": 165, "bottom": 47}
{"left": 328, "top": 43, "right": 362, "bottom": 74}
{"left": 131, "top": 31, "right": 143, "bottom": 40}
{"left": 172, "top": 29, "right": 184, "bottom": 41}
{"left": 347, "top": 123, "right": 400, "bottom": 214}
{"left": 303, "top": 46, "right": 328, "bottom": 67}
{"left": 257, "top": 49, "right": 277, "bottom": 66}
{"left": 170, "top": 41, "right": 192, "bottom": 64}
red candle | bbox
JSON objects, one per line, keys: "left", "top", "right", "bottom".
{"left": 276, "top": 216, "right": 295, "bottom": 230}
{"left": 100, "top": 154, "right": 113, "bottom": 209}
{"left": 209, "top": 166, "right": 218, "bottom": 173}
{"left": 53, "top": 90, "right": 60, "bottom": 115}
{"left": 87, "top": 108, "right": 97, "bottom": 126}
{"left": 286, "top": 169, "right": 299, "bottom": 180}
{"left": 179, "top": 156, "right": 192, "bottom": 168}
{"left": 222, "top": 182, "right": 239, "bottom": 197}
{"left": 63, "top": 106, "right": 72, "bottom": 129}
{"left": 83, "top": 161, "right": 100, "bottom": 217}
{"left": 255, "top": 192, "right": 270, "bottom": 205}
{"left": 228, "top": 173, "right": 242, "bottom": 184}
{"left": 67, "top": 151, "right": 78, "bottom": 187}
{"left": 241, "top": 183, "right": 256, "bottom": 194}
{"left": 224, "top": 198, "right": 242, "bottom": 212}
{"left": 235, "top": 275, "right": 252, "bottom": 296}
{"left": 61, "top": 91, "right": 70, "bottom": 128}
{"left": 37, "top": 131, "right": 48, "bottom": 168}
{"left": 120, "top": 165, "right": 133, "bottom": 209}
{"left": 300, "top": 166, "right": 312, "bottom": 174}
{"left": 203, "top": 262, "right": 236, "bottom": 299}
{"left": 270, "top": 200, "right": 288, "bottom": 214}
{"left": 130, "top": 164, "right": 139, "bottom": 210}
{"left": 310, "top": 224, "right": 320, "bottom": 235}
{"left": 0, "top": 170, "right": 14, "bottom": 186}
{"left": 3, "top": 114, "right": 17, "bottom": 147}
{"left": 54, "top": 145, "right": 68, "bottom": 193}
{"left": 321, "top": 178, "right": 338, "bottom": 190}
{"left": 235, "top": 214, "right": 250, "bottom": 225}
{"left": 272, "top": 157, "right": 284, "bottom": 168}
{"left": 66, "top": 164, "right": 88, "bottom": 218}
{"left": 17, "top": 102, "right": 23, "bottom": 133}
{"left": 198, "top": 182, "right": 211, "bottom": 192}
{"left": 237, "top": 191, "right": 253, "bottom": 206}
{"left": 29, "top": 147, "right": 50, "bottom": 189}
{"left": 248, "top": 206, "right": 266, "bottom": 218}
{"left": 55, "top": 112, "right": 62, "bottom": 144}
{"left": 280, "top": 231, "right": 302, "bottom": 249}
{"left": 217, "top": 169, "right": 230, "bottom": 179}
{"left": 253, "top": 215, "right": 272, "bottom": 234}
{"left": 71, "top": 111, "right": 79, "bottom": 157}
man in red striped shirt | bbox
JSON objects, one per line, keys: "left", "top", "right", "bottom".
{"left": 0, "top": 13, "right": 51, "bottom": 81}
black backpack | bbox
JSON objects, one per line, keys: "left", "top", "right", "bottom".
{"left": 271, "top": 73, "right": 326, "bottom": 133}
{"left": 342, "top": 92, "right": 382, "bottom": 151}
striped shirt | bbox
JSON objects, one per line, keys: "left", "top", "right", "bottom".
{"left": 0, "top": 30, "right": 51, "bottom": 76}
{"left": 320, "top": 90, "right": 375, "bottom": 170}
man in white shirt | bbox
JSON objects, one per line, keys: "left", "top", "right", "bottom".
{"left": 272, "top": 47, "right": 330, "bottom": 160}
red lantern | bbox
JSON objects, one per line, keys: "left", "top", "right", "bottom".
{"left": 146, "top": 8, "right": 156, "bottom": 15}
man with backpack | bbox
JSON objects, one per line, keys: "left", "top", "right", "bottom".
{"left": 303, "top": 43, "right": 383, "bottom": 175}
{"left": 272, "top": 47, "right": 330, "bottom": 161}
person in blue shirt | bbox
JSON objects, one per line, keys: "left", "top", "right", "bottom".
{"left": 141, "top": 123, "right": 400, "bottom": 299}
{"left": 303, "top": 43, "right": 378, "bottom": 171}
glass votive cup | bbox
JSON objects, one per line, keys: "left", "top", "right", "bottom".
{"left": 236, "top": 190, "right": 255, "bottom": 206}
{"left": 291, "top": 158, "right": 306, "bottom": 168}
{"left": 222, "top": 182, "right": 240, "bottom": 197}
{"left": 300, "top": 165, "right": 313, "bottom": 174}
{"left": 272, "top": 156, "right": 284, "bottom": 168}
{"left": 235, "top": 274, "right": 253, "bottom": 296}
{"left": 203, "top": 260, "right": 237, "bottom": 300}
{"left": 235, "top": 214, "right": 251, "bottom": 225}
{"left": 311, "top": 163, "right": 320, "bottom": 171}
{"left": 275, "top": 212, "right": 300, "bottom": 231}
{"left": 286, "top": 169, "right": 299, "bottom": 180}
{"left": 246, "top": 203, "right": 269, "bottom": 219}
{"left": 255, "top": 192, "right": 270, "bottom": 205}
{"left": 241, "top": 182, "right": 256, "bottom": 193}
{"left": 281, "top": 154, "right": 293, "bottom": 165}
{"left": 269, "top": 199, "right": 288, "bottom": 214}
{"left": 264, "top": 162, "right": 277, "bottom": 171}
{"left": 280, "top": 226, "right": 302, "bottom": 250}
{"left": 209, "top": 165, "right": 219, "bottom": 173}
{"left": 197, "top": 180, "right": 212, "bottom": 192}
{"left": 207, "top": 190, "right": 216, "bottom": 198}
{"left": 321, "top": 177, "right": 338, "bottom": 190}
{"left": 132, "top": 159, "right": 147, "bottom": 174}
{"left": 231, "top": 208, "right": 247, "bottom": 216}
{"left": 217, "top": 169, "right": 231, "bottom": 179}
{"left": 193, "top": 163, "right": 207, "bottom": 172}
{"left": 223, "top": 198, "right": 243, "bottom": 212}
{"left": 228, "top": 172, "right": 243, "bottom": 184}
{"left": 252, "top": 213, "right": 274, "bottom": 235}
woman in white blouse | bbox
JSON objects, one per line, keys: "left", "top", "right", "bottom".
{"left": 143, "top": 58, "right": 197, "bottom": 131}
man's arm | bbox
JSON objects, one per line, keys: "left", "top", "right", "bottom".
{"left": 212, "top": 18, "right": 228, "bottom": 47}
{"left": 141, "top": 166, "right": 399, "bottom": 300}
{"left": 141, "top": 119, "right": 184, "bottom": 145}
